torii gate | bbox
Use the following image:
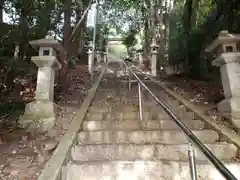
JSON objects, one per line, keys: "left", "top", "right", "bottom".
{"left": 106, "top": 38, "right": 127, "bottom": 60}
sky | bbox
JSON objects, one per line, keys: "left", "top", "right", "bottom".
{"left": 3, "top": 10, "right": 10, "bottom": 23}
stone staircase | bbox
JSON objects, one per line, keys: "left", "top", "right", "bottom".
{"left": 61, "top": 62, "right": 240, "bottom": 180}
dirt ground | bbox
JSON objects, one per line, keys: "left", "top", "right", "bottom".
{"left": 0, "top": 65, "right": 95, "bottom": 180}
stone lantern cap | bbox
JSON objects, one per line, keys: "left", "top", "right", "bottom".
{"left": 88, "top": 41, "right": 93, "bottom": 47}
{"left": 30, "top": 36, "right": 62, "bottom": 70}
{"left": 205, "top": 30, "right": 240, "bottom": 53}
{"left": 30, "top": 36, "right": 65, "bottom": 54}
{"left": 150, "top": 38, "right": 159, "bottom": 48}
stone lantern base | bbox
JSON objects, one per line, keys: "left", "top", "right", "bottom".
{"left": 217, "top": 97, "right": 240, "bottom": 127}
{"left": 19, "top": 100, "right": 56, "bottom": 133}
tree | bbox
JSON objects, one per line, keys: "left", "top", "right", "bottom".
{"left": 167, "top": 0, "right": 240, "bottom": 80}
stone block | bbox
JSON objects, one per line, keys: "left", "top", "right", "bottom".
{"left": 217, "top": 97, "right": 240, "bottom": 126}
{"left": 19, "top": 100, "right": 56, "bottom": 133}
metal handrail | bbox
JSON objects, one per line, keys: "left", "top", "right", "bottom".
{"left": 121, "top": 60, "right": 238, "bottom": 180}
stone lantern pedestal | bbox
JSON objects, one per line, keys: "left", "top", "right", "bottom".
{"left": 87, "top": 47, "right": 93, "bottom": 74}
{"left": 138, "top": 51, "right": 144, "bottom": 66}
{"left": 206, "top": 30, "right": 240, "bottom": 128}
{"left": 96, "top": 50, "right": 102, "bottom": 64}
{"left": 150, "top": 38, "right": 159, "bottom": 76}
{"left": 103, "top": 52, "right": 107, "bottom": 63}
{"left": 19, "top": 37, "right": 62, "bottom": 133}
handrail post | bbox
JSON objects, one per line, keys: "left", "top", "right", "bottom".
{"left": 188, "top": 142, "right": 197, "bottom": 180}
{"left": 138, "top": 82, "right": 143, "bottom": 121}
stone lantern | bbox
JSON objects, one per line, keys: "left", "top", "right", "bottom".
{"left": 19, "top": 36, "right": 63, "bottom": 133}
{"left": 138, "top": 49, "right": 144, "bottom": 66}
{"left": 96, "top": 48, "right": 102, "bottom": 64}
{"left": 103, "top": 52, "right": 107, "bottom": 63}
{"left": 87, "top": 43, "right": 93, "bottom": 74}
{"left": 150, "top": 37, "right": 159, "bottom": 76}
{"left": 205, "top": 30, "right": 240, "bottom": 128}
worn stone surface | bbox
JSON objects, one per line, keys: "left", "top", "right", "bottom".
{"left": 213, "top": 54, "right": 240, "bottom": 127}
{"left": 71, "top": 143, "right": 237, "bottom": 162}
{"left": 63, "top": 161, "right": 240, "bottom": 180}
{"left": 41, "top": 139, "right": 58, "bottom": 153}
{"left": 82, "top": 119, "right": 204, "bottom": 131}
{"left": 19, "top": 100, "right": 56, "bottom": 133}
{"left": 86, "top": 112, "right": 105, "bottom": 121}
{"left": 78, "top": 130, "right": 219, "bottom": 144}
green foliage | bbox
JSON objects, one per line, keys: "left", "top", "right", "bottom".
{"left": 168, "top": 0, "right": 240, "bottom": 80}
{"left": 123, "top": 29, "right": 137, "bottom": 47}
{"left": 122, "top": 28, "right": 137, "bottom": 56}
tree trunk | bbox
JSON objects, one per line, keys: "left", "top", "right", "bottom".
{"left": 191, "top": 0, "right": 200, "bottom": 29}
{"left": 0, "top": 0, "right": 5, "bottom": 22}
{"left": 182, "top": 0, "right": 193, "bottom": 71}
{"left": 18, "top": 5, "right": 29, "bottom": 61}
{"left": 63, "top": 2, "right": 72, "bottom": 54}
{"left": 78, "top": 16, "right": 87, "bottom": 56}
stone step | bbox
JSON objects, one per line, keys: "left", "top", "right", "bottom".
{"left": 85, "top": 112, "right": 151, "bottom": 121}
{"left": 148, "top": 105, "right": 196, "bottom": 120}
{"left": 88, "top": 107, "right": 112, "bottom": 113}
{"left": 86, "top": 112, "right": 105, "bottom": 121}
{"left": 87, "top": 107, "right": 188, "bottom": 121}
{"left": 88, "top": 104, "right": 142, "bottom": 113}
{"left": 78, "top": 130, "right": 219, "bottom": 145}
{"left": 106, "top": 111, "right": 172, "bottom": 121}
{"left": 82, "top": 119, "right": 204, "bottom": 131}
{"left": 149, "top": 100, "right": 198, "bottom": 121}
{"left": 62, "top": 160, "right": 240, "bottom": 180}
{"left": 111, "top": 105, "right": 139, "bottom": 112}
{"left": 71, "top": 143, "right": 237, "bottom": 162}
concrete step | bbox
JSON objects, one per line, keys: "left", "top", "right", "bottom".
{"left": 88, "top": 104, "right": 141, "bottom": 113}
{"left": 71, "top": 143, "right": 237, "bottom": 162}
{"left": 78, "top": 130, "right": 219, "bottom": 145}
{"left": 85, "top": 103, "right": 197, "bottom": 121}
{"left": 85, "top": 112, "right": 146, "bottom": 121}
{"left": 85, "top": 111, "right": 171, "bottom": 122}
{"left": 88, "top": 106, "right": 112, "bottom": 113}
{"left": 82, "top": 119, "right": 204, "bottom": 131}
{"left": 106, "top": 111, "right": 172, "bottom": 121}
{"left": 149, "top": 101, "right": 198, "bottom": 121}
{"left": 86, "top": 112, "right": 105, "bottom": 121}
{"left": 62, "top": 160, "right": 240, "bottom": 180}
